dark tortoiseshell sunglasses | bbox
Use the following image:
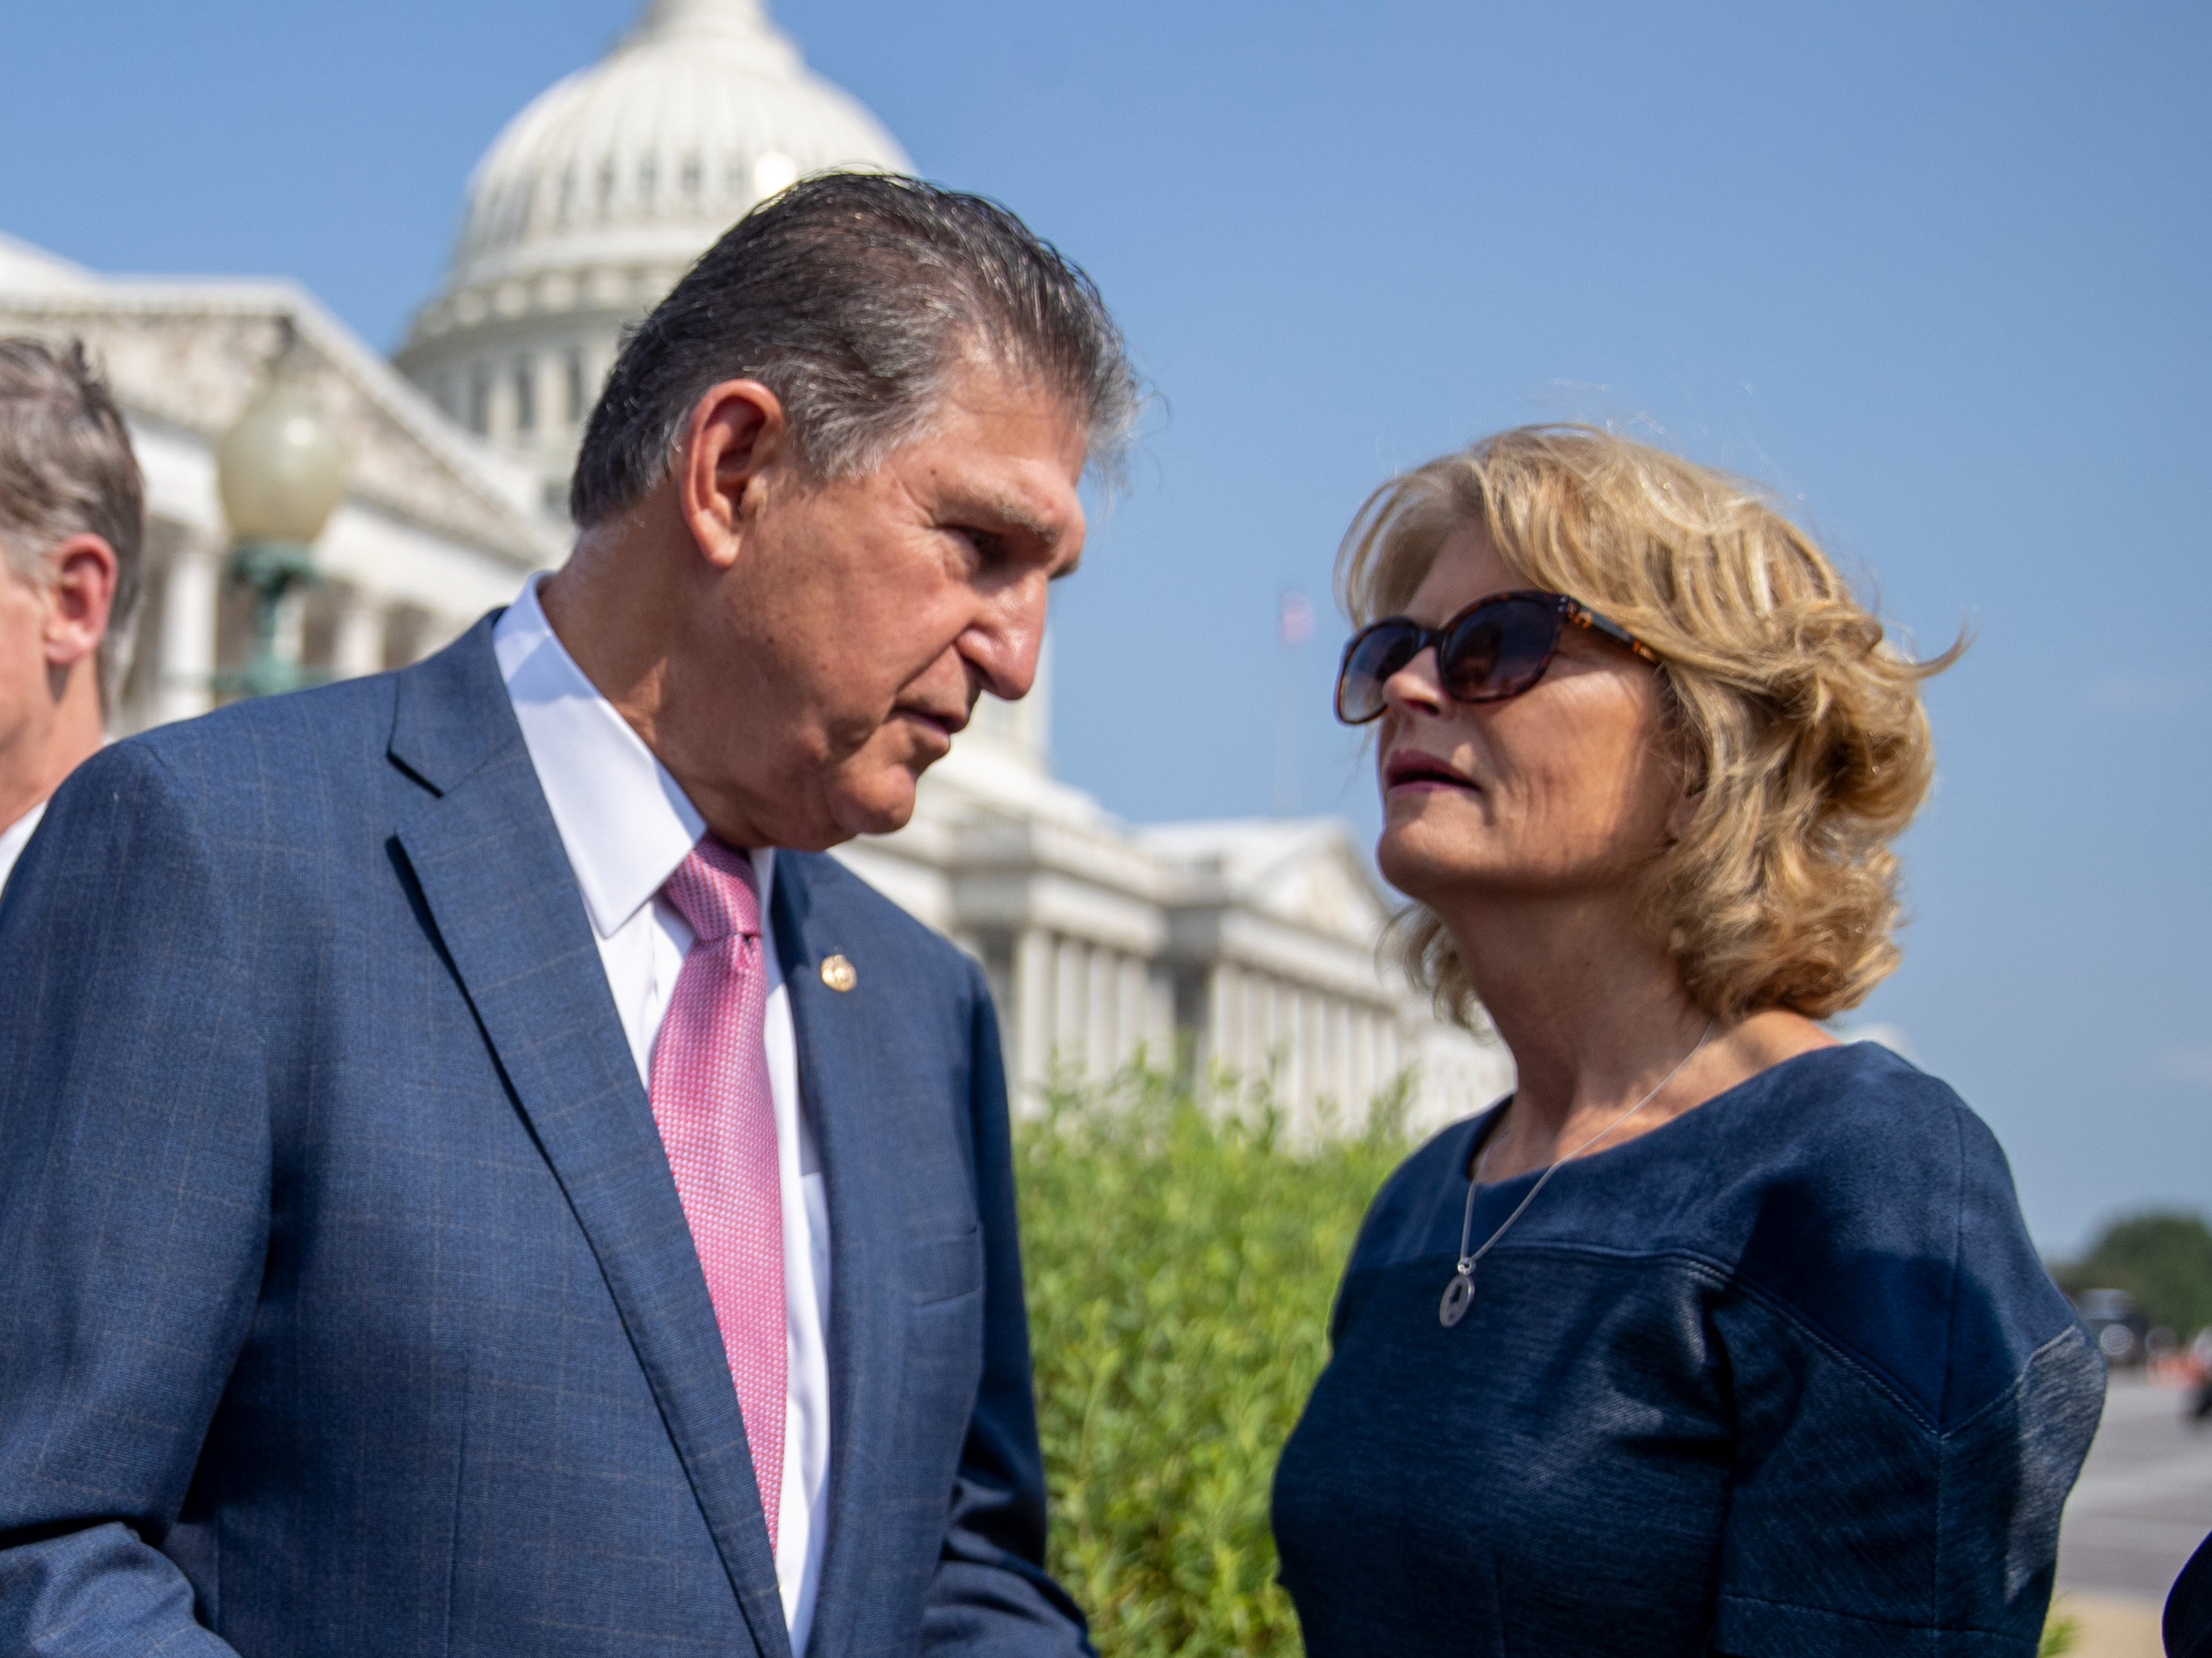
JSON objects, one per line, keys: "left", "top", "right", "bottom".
{"left": 1334, "top": 589, "right": 1662, "bottom": 724}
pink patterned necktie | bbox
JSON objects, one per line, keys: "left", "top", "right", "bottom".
{"left": 651, "top": 837, "right": 785, "bottom": 1549}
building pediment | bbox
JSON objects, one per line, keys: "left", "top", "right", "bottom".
{"left": 0, "top": 257, "right": 560, "bottom": 570}
{"left": 1141, "top": 818, "right": 1398, "bottom": 946}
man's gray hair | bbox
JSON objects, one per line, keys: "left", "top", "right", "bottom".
{"left": 571, "top": 174, "right": 1139, "bottom": 526}
{"left": 0, "top": 338, "right": 146, "bottom": 710}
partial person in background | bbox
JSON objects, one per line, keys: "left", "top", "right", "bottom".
{"left": 0, "top": 338, "right": 142, "bottom": 894}
{"left": 1271, "top": 426, "right": 2103, "bottom": 1656}
{"left": 2168, "top": 1532, "right": 2212, "bottom": 1657}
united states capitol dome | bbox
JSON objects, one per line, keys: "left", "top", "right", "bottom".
{"left": 394, "top": 0, "right": 911, "bottom": 511}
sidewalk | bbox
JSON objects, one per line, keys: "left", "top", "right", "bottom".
{"left": 2055, "top": 1590, "right": 2162, "bottom": 1657}
{"left": 2054, "top": 1371, "right": 2212, "bottom": 1656}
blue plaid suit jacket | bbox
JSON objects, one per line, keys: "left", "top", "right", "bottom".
{"left": 0, "top": 619, "right": 1087, "bottom": 1658}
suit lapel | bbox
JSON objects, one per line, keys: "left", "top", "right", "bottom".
{"left": 389, "top": 627, "right": 791, "bottom": 1658}
{"left": 772, "top": 861, "right": 907, "bottom": 1658}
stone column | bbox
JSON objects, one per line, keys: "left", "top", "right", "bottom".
{"left": 1149, "top": 969, "right": 1176, "bottom": 1072}
{"left": 1054, "top": 937, "right": 1084, "bottom": 1071}
{"left": 1012, "top": 929, "right": 1052, "bottom": 1108}
{"left": 332, "top": 589, "right": 387, "bottom": 681}
{"left": 1330, "top": 1000, "right": 1353, "bottom": 1120}
{"left": 1118, "top": 954, "right": 1147, "bottom": 1070}
{"left": 155, "top": 533, "right": 219, "bottom": 725}
{"left": 1085, "top": 948, "right": 1114, "bottom": 1079}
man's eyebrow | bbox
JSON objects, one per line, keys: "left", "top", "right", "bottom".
{"left": 950, "top": 490, "right": 1063, "bottom": 548}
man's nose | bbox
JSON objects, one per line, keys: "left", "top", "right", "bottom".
{"left": 961, "top": 579, "right": 1049, "bottom": 703}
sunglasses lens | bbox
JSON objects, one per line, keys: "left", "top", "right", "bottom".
{"left": 1438, "top": 598, "right": 1560, "bottom": 701}
{"left": 1335, "top": 621, "right": 1423, "bottom": 723}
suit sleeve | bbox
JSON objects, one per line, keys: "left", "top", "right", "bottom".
{"left": 919, "top": 969, "right": 1094, "bottom": 1657}
{"left": 0, "top": 745, "right": 265, "bottom": 1655}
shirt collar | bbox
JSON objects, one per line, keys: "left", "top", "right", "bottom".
{"left": 493, "top": 573, "right": 775, "bottom": 939}
{"left": 0, "top": 797, "right": 47, "bottom": 894}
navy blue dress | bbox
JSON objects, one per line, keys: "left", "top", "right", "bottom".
{"left": 1272, "top": 1043, "right": 2103, "bottom": 1657}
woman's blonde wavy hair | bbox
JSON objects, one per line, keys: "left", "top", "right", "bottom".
{"left": 1338, "top": 425, "right": 1960, "bottom": 1026}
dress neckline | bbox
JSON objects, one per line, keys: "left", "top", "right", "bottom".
{"left": 1455, "top": 1039, "right": 1885, "bottom": 1188}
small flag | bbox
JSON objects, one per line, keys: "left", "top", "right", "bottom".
{"left": 1278, "top": 588, "right": 1316, "bottom": 647}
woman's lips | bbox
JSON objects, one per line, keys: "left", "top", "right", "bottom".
{"left": 1384, "top": 748, "right": 1478, "bottom": 794}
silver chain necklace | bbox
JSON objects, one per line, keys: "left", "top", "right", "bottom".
{"left": 1439, "top": 1020, "right": 1715, "bottom": 1328}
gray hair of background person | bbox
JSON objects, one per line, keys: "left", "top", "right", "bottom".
{"left": 571, "top": 172, "right": 1141, "bottom": 527}
{"left": 0, "top": 338, "right": 146, "bottom": 709}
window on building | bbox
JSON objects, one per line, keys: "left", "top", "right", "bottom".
{"left": 467, "top": 366, "right": 490, "bottom": 435}
{"left": 513, "top": 358, "right": 536, "bottom": 435}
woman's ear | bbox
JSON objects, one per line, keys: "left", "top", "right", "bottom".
{"left": 1664, "top": 778, "right": 1698, "bottom": 845}
{"left": 1656, "top": 685, "right": 1704, "bottom": 846}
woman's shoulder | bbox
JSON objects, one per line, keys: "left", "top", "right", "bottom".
{"left": 1701, "top": 1039, "right": 2012, "bottom": 1239}
{"left": 1700, "top": 1042, "right": 2083, "bottom": 1430}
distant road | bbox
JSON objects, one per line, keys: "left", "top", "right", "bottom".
{"left": 2060, "top": 1371, "right": 2212, "bottom": 1603}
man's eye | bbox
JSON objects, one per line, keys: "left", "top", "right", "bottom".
{"left": 954, "top": 527, "right": 1008, "bottom": 563}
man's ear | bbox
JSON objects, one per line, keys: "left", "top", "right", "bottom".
{"left": 42, "top": 534, "right": 117, "bottom": 670}
{"left": 679, "top": 380, "right": 790, "bottom": 571}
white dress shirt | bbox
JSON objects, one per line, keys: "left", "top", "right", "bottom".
{"left": 494, "top": 577, "right": 832, "bottom": 1650}
{"left": 0, "top": 799, "right": 47, "bottom": 895}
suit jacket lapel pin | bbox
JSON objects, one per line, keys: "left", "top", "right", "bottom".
{"left": 820, "top": 953, "right": 857, "bottom": 993}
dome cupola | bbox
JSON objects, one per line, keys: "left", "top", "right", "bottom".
{"left": 394, "top": 0, "right": 909, "bottom": 513}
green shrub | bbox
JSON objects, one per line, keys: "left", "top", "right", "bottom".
{"left": 2055, "top": 1209, "right": 2212, "bottom": 1333}
{"left": 2039, "top": 1603, "right": 2079, "bottom": 1655}
{"left": 1015, "top": 1061, "right": 1408, "bottom": 1658}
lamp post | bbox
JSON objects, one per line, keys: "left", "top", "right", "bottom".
{"left": 214, "top": 354, "right": 346, "bottom": 698}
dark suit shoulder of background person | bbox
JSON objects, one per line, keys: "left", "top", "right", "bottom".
{"left": 2168, "top": 1531, "right": 2212, "bottom": 1657}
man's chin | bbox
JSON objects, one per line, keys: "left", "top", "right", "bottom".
{"left": 823, "top": 768, "right": 922, "bottom": 844}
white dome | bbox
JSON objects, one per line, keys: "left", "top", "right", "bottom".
{"left": 393, "top": 0, "right": 911, "bottom": 511}
{"left": 441, "top": 0, "right": 909, "bottom": 299}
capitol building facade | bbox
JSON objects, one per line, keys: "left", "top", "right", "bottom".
{"left": 0, "top": 0, "right": 1508, "bottom": 1131}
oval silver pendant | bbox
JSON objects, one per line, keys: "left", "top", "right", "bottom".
{"left": 1439, "top": 1269, "right": 1475, "bottom": 1328}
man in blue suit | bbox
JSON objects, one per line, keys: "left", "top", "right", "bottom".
{"left": 0, "top": 174, "right": 1136, "bottom": 1657}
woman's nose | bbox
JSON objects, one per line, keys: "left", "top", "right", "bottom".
{"left": 1382, "top": 645, "right": 1446, "bottom": 716}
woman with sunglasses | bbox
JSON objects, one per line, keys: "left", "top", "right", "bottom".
{"left": 1270, "top": 426, "right": 2100, "bottom": 1657}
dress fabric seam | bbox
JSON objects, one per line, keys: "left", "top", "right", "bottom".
{"left": 1339, "top": 1238, "right": 2040, "bottom": 1436}
{"left": 1718, "top": 1587, "right": 2013, "bottom": 1638}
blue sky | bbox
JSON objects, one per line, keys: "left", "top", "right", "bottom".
{"left": 4, "top": 1, "right": 2205, "bottom": 1252}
